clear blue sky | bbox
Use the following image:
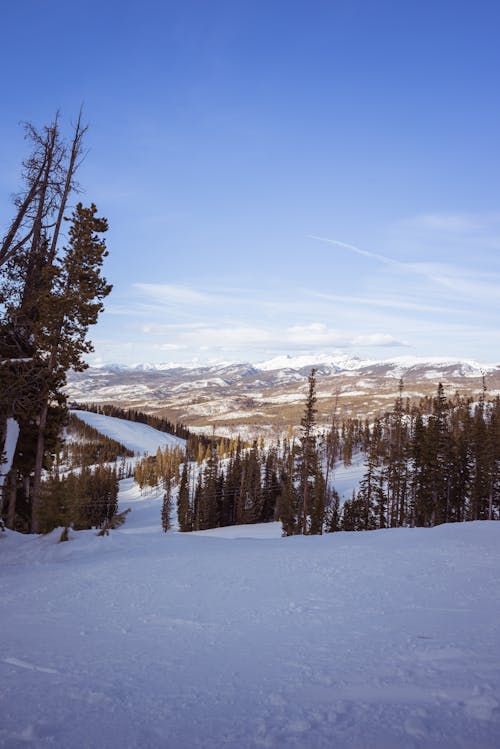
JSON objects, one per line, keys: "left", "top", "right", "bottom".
{"left": 1, "top": 0, "right": 499, "bottom": 365}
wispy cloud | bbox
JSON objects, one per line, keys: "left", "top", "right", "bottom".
{"left": 146, "top": 321, "right": 408, "bottom": 353}
{"left": 387, "top": 212, "right": 500, "bottom": 256}
{"left": 395, "top": 211, "right": 500, "bottom": 235}
{"left": 134, "top": 283, "right": 215, "bottom": 306}
{"left": 92, "top": 239, "right": 500, "bottom": 364}
{"left": 354, "top": 333, "right": 407, "bottom": 347}
{"left": 142, "top": 322, "right": 208, "bottom": 334}
{"left": 308, "top": 234, "right": 500, "bottom": 301}
{"left": 308, "top": 235, "right": 399, "bottom": 267}
{"left": 309, "top": 290, "right": 450, "bottom": 315}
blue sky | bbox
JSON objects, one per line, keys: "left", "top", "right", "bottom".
{"left": 1, "top": 0, "right": 499, "bottom": 365}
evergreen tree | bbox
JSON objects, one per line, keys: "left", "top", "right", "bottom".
{"left": 385, "top": 380, "right": 409, "bottom": 526}
{"left": 325, "top": 487, "right": 340, "bottom": 533}
{"left": 309, "top": 467, "right": 326, "bottom": 534}
{"left": 177, "top": 462, "right": 192, "bottom": 532}
{"left": 299, "top": 368, "right": 318, "bottom": 534}
{"left": 262, "top": 448, "right": 280, "bottom": 522}
{"left": 357, "top": 418, "right": 383, "bottom": 528}
{"left": 161, "top": 477, "right": 172, "bottom": 532}
{"left": 241, "top": 441, "right": 263, "bottom": 524}
{"left": 1, "top": 115, "right": 111, "bottom": 532}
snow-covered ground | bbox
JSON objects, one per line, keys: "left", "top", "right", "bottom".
{"left": 1, "top": 471, "right": 500, "bottom": 748}
{"left": 2, "top": 417, "right": 499, "bottom": 747}
{"left": 70, "top": 410, "right": 186, "bottom": 455}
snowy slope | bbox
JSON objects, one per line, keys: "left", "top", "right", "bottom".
{"left": 70, "top": 410, "right": 186, "bottom": 454}
{"left": 1, "top": 490, "right": 500, "bottom": 748}
{"left": 256, "top": 352, "right": 370, "bottom": 372}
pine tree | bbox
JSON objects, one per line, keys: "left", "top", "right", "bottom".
{"left": 177, "top": 462, "right": 192, "bottom": 531}
{"left": 299, "top": 368, "right": 318, "bottom": 534}
{"left": 161, "top": 476, "right": 172, "bottom": 532}
{"left": 309, "top": 467, "right": 326, "bottom": 534}
{"left": 470, "top": 399, "right": 490, "bottom": 520}
{"left": 262, "top": 448, "right": 280, "bottom": 522}
{"left": 241, "top": 441, "right": 263, "bottom": 524}
{"left": 278, "top": 438, "right": 299, "bottom": 536}
{"left": 192, "top": 471, "right": 203, "bottom": 531}
{"left": 358, "top": 418, "right": 385, "bottom": 529}
{"left": 1, "top": 115, "right": 111, "bottom": 533}
{"left": 325, "top": 487, "right": 340, "bottom": 532}
{"left": 386, "top": 379, "right": 408, "bottom": 526}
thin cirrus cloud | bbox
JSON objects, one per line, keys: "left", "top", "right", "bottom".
{"left": 308, "top": 235, "right": 400, "bottom": 268}
{"left": 308, "top": 290, "right": 451, "bottom": 315}
{"left": 354, "top": 333, "right": 407, "bottom": 347}
{"left": 151, "top": 322, "right": 408, "bottom": 352}
{"left": 119, "top": 275, "right": 469, "bottom": 360}
{"left": 308, "top": 234, "right": 500, "bottom": 301}
{"left": 95, "top": 218, "right": 499, "bottom": 364}
{"left": 393, "top": 211, "right": 500, "bottom": 235}
{"left": 132, "top": 279, "right": 441, "bottom": 320}
{"left": 134, "top": 283, "right": 215, "bottom": 306}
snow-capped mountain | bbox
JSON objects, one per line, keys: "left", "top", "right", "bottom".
{"left": 66, "top": 354, "right": 500, "bottom": 433}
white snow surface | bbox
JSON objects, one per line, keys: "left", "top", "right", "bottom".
{"left": 256, "top": 352, "right": 369, "bottom": 372}
{"left": 69, "top": 410, "right": 186, "bottom": 455}
{"left": 0, "top": 418, "right": 19, "bottom": 488}
{"left": 1, "top": 473, "right": 500, "bottom": 748}
{"left": 255, "top": 353, "right": 497, "bottom": 376}
{"left": 84, "top": 353, "right": 499, "bottom": 379}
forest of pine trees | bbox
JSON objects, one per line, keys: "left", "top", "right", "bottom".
{"left": 344, "top": 382, "right": 500, "bottom": 530}
{"left": 138, "top": 375, "right": 499, "bottom": 537}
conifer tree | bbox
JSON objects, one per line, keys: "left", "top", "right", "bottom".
{"left": 177, "top": 462, "right": 192, "bottom": 532}
{"left": 262, "top": 448, "right": 280, "bottom": 522}
{"left": 358, "top": 418, "right": 385, "bottom": 529}
{"left": 309, "top": 467, "right": 326, "bottom": 534}
{"left": 325, "top": 487, "right": 340, "bottom": 532}
{"left": 241, "top": 441, "right": 263, "bottom": 524}
{"left": 1, "top": 116, "right": 111, "bottom": 532}
{"left": 28, "top": 203, "right": 111, "bottom": 530}
{"left": 299, "top": 368, "right": 318, "bottom": 534}
{"left": 192, "top": 471, "right": 203, "bottom": 531}
{"left": 161, "top": 476, "right": 172, "bottom": 532}
{"left": 386, "top": 380, "right": 408, "bottom": 526}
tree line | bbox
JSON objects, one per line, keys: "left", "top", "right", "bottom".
{"left": 146, "top": 371, "right": 499, "bottom": 536}
{"left": 344, "top": 381, "right": 500, "bottom": 531}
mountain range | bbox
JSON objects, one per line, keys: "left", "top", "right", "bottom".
{"left": 66, "top": 354, "right": 500, "bottom": 434}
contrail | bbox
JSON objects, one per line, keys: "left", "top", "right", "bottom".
{"left": 308, "top": 234, "right": 477, "bottom": 295}
{"left": 308, "top": 234, "right": 400, "bottom": 267}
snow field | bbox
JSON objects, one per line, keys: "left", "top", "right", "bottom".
{"left": 1, "top": 507, "right": 500, "bottom": 748}
{"left": 2, "top": 413, "right": 499, "bottom": 748}
{"left": 69, "top": 410, "right": 186, "bottom": 455}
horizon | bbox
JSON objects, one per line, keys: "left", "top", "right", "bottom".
{"left": 85, "top": 350, "right": 500, "bottom": 372}
{"left": 1, "top": 1, "right": 499, "bottom": 366}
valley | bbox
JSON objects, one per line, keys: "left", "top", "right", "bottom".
{"left": 66, "top": 354, "right": 500, "bottom": 435}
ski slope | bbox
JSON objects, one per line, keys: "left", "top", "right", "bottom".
{"left": 1, "top": 479, "right": 500, "bottom": 748}
{"left": 70, "top": 410, "right": 186, "bottom": 454}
